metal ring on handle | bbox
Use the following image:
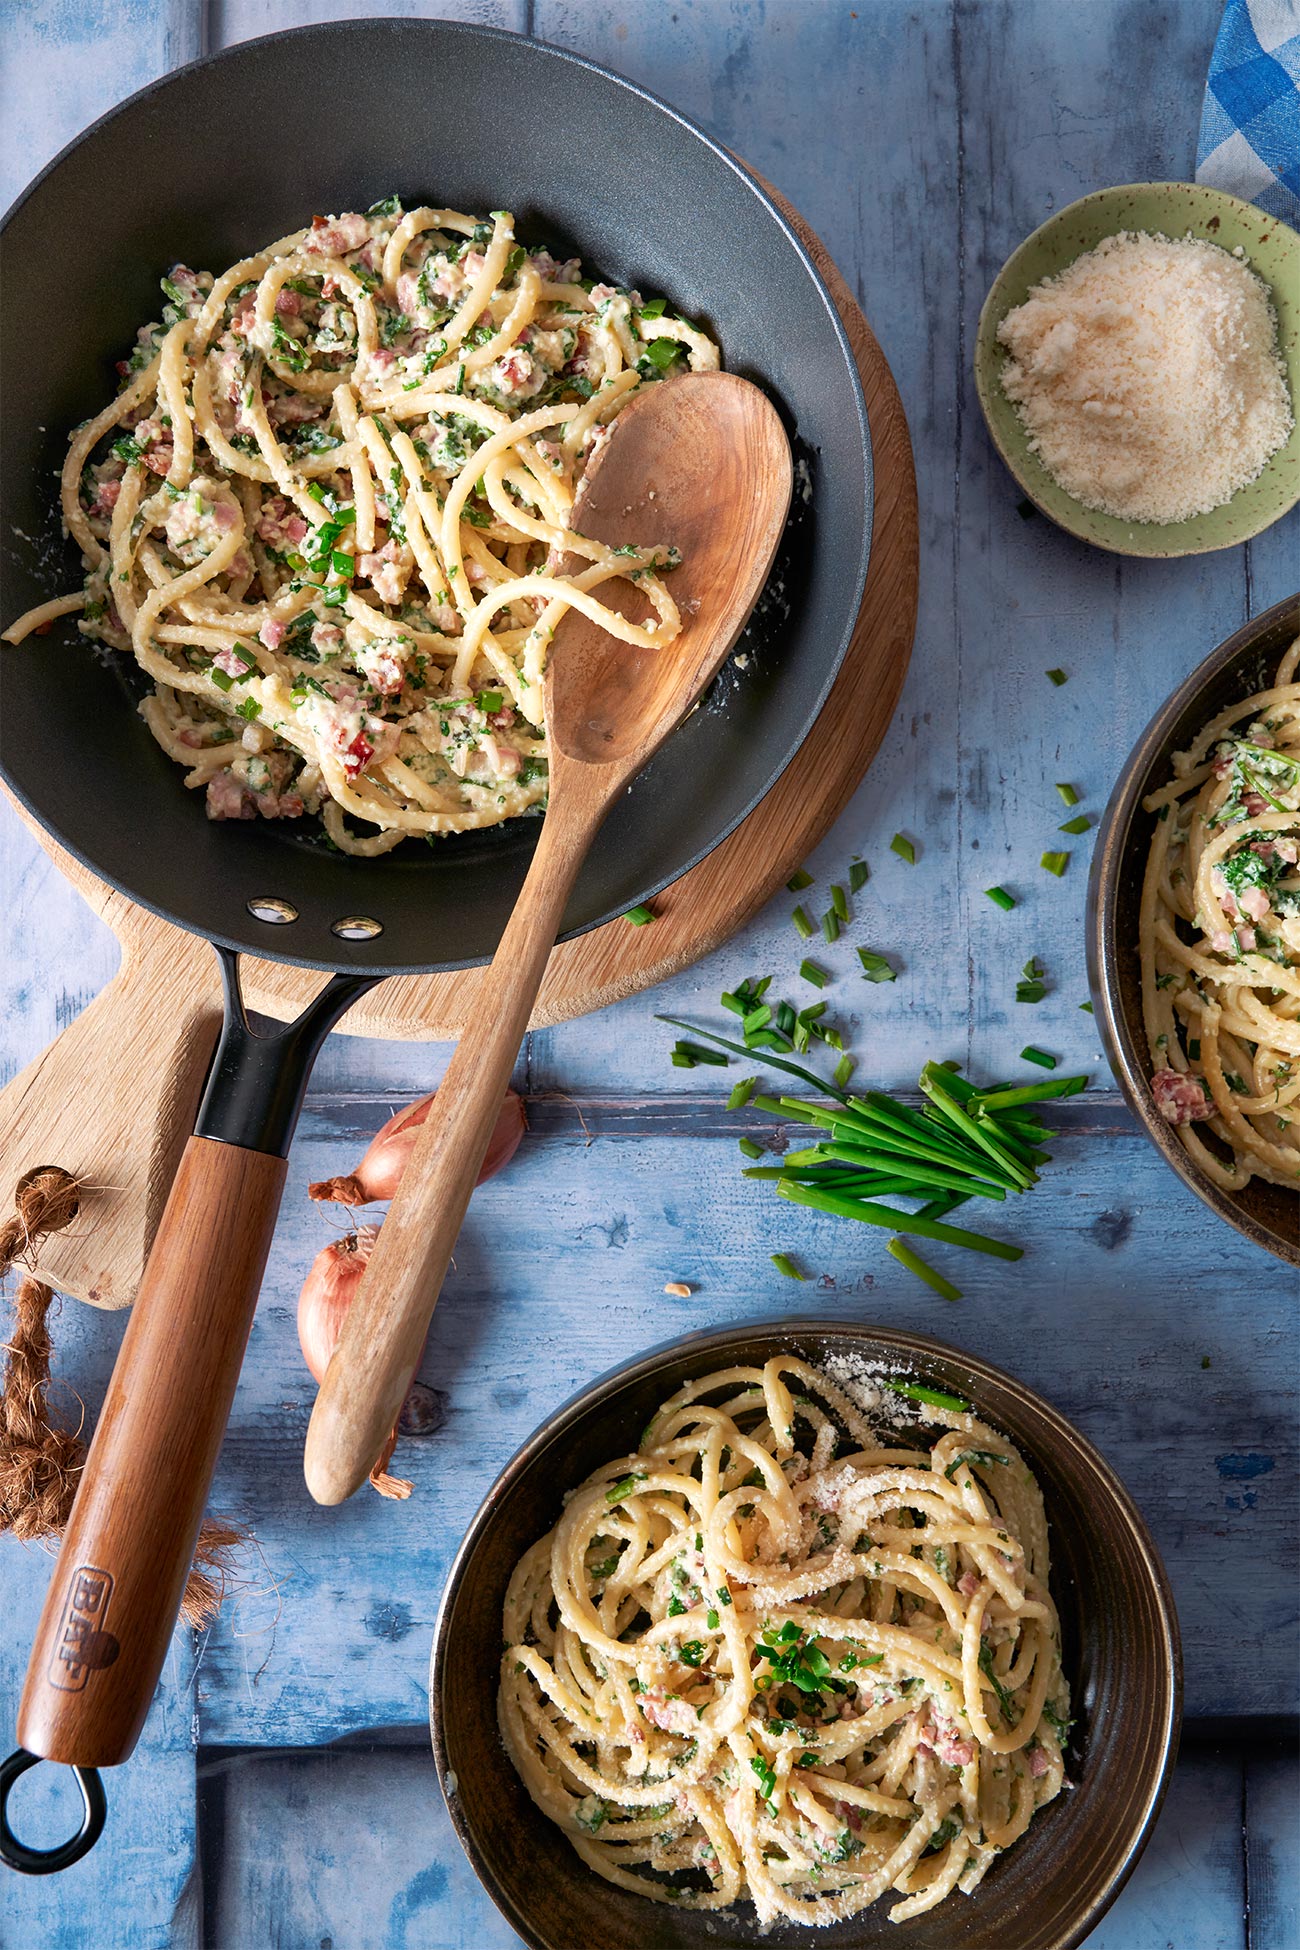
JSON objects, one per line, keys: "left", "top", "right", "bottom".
{"left": 0, "top": 1748, "right": 106, "bottom": 1873}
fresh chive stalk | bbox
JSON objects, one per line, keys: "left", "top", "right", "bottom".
{"left": 771, "top": 1252, "right": 808, "bottom": 1282}
{"left": 985, "top": 886, "right": 1016, "bottom": 910}
{"left": 777, "top": 1180, "right": 1023, "bottom": 1259}
{"left": 881, "top": 1378, "right": 973, "bottom": 1414}
{"left": 792, "top": 905, "right": 814, "bottom": 940}
{"left": 625, "top": 904, "right": 654, "bottom": 925}
{"left": 1055, "top": 783, "right": 1080, "bottom": 807}
{"left": 738, "top": 1137, "right": 764, "bottom": 1160}
{"left": 800, "top": 960, "right": 828, "bottom": 989}
{"left": 887, "top": 1239, "right": 961, "bottom": 1301}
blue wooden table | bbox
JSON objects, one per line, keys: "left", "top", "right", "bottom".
{"left": 1, "top": 3, "right": 1297, "bottom": 1945}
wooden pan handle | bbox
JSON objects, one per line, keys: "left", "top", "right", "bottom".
{"left": 303, "top": 788, "right": 601, "bottom": 1505}
{"left": 16, "top": 1136, "right": 285, "bottom": 1768}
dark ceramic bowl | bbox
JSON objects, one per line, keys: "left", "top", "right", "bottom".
{"left": 430, "top": 1318, "right": 1181, "bottom": 1950}
{"left": 0, "top": 19, "right": 870, "bottom": 976}
{"left": 1088, "top": 594, "right": 1300, "bottom": 1266}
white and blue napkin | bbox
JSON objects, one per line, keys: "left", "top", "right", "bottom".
{"left": 1197, "top": 0, "right": 1300, "bottom": 224}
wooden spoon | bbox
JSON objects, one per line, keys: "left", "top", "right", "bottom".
{"left": 303, "top": 370, "right": 792, "bottom": 1506}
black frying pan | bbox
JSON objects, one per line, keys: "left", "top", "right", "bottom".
{"left": 0, "top": 19, "right": 870, "bottom": 1871}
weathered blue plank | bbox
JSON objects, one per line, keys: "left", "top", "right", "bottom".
{"left": 1246, "top": 1750, "right": 1300, "bottom": 1950}
{"left": 1084, "top": 1746, "right": 1246, "bottom": 1949}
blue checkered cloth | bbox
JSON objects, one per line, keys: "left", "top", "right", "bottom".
{"left": 1197, "top": 0, "right": 1300, "bottom": 224}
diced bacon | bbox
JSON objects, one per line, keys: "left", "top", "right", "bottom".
{"left": 1029, "top": 1745, "right": 1050, "bottom": 1778}
{"left": 275, "top": 288, "right": 301, "bottom": 317}
{"left": 144, "top": 442, "right": 174, "bottom": 477}
{"left": 259, "top": 617, "right": 286, "bottom": 651}
{"left": 230, "top": 299, "right": 257, "bottom": 340}
{"left": 929, "top": 1714, "right": 975, "bottom": 1768}
{"left": 92, "top": 478, "right": 121, "bottom": 515}
{"left": 213, "top": 500, "right": 239, "bottom": 531}
{"left": 1254, "top": 838, "right": 1299, "bottom": 865}
{"left": 355, "top": 639, "right": 408, "bottom": 697}
{"left": 465, "top": 559, "right": 486, "bottom": 585}
{"left": 306, "top": 212, "right": 371, "bottom": 255}
{"left": 358, "top": 541, "right": 412, "bottom": 607}
{"left": 1243, "top": 792, "right": 1267, "bottom": 817}
{"left": 639, "top": 1690, "right": 699, "bottom": 1736}
{"left": 1150, "top": 1067, "right": 1214, "bottom": 1126}
{"left": 205, "top": 769, "right": 256, "bottom": 821}
{"left": 369, "top": 346, "right": 396, "bottom": 374}
{"left": 311, "top": 622, "right": 344, "bottom": 657}
{"left": 227, "top": 550, "right": 252, "bottom": 584}
{"left": 529, "top": 250, "right": 580, "bottom": 284}
{"left": 256, "top": 497, "right": 309, "bottom": 550}
{"left": 211, "top": 645, "right": 250, "bottom": 679}
{"left": 321, "top": 275, "right": 340, "bottom": 300}
{"left": 396, "top": 272, "right": 421, "bottom": 314}
{"left": 589, "top": 282, "right": 618, "bottom": 304}
{"left": 835, "top": 1800, "right": 863, "bottom": 1834}
{"left": 1237, "top": 925, "right": 1257, "bottom": 951}
{"left": 958, "top": 1570, "right": 981, "bottom": 1597}
{"left": 1239, "top": 885, "right": 1272, "bottom": 922}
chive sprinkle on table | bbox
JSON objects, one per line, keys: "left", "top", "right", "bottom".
{"left": 0, "top": 3, "right": 1296, "bottom": 1946}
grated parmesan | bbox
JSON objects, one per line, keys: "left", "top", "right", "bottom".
{"left": 997, "top": 229, "right": 1293, "bottom": 524}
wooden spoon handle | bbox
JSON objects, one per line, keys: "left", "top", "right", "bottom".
{"left": 303, "top": 788, "right": 603, "bottom": 1506}
{"left": 17, "top": 1136, "right": 286, "bottom": 1768}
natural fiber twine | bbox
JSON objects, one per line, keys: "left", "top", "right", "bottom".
{"left": 0, "top": 1166, "right": 246, "bottom": 1628}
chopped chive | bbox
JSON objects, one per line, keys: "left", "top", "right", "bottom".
{"left": 984, "top": 886, "right": 1016, "bottom": 911}
{"left": 1046, "top": 668, "right": 1068, "bottom": 686}
{"left": 831, "top": 883, "right": 849, "bottom": 921}
{"left": 1080, "top": 1001, "right": 1094, "bottom": 1015}
{"left": 792, "top": 905, "right": 814, "bottom": 940}
{"left": 822, "top": 908, "right": 841, "bottom": 943}
{"left": 833, "top": 1053, "right": 856, "bottom": 1089}
{"left": 778, "top": 1180, "right": 1023, "bottom": 1258}
{"left": 887, "top": 1239, "right": 961, "bottom": 1301}
{"left": 728, "top": 1076, "right": 758, "bottom": 1110}
{"left": 306, "top": 481, "right": 327, "bottom": 504}
{"left": 1040, "top": 851, "right": 1069, "bottom": 877}
{"left": 625, "top": 904, "right": 654, "bottom": 925}
{"left": 208, "top": 665, "right": 234, "bottom": 693}
{"left": 231, "top": 642, "right": 258, "bottom": 669}
{"left": 890, "top": 833, "right": 916, "bottom": 865}
{"left": 674, "top": 1040, "right": 729, "bottom": 1067}
{"left": 776, "top": 1002, "right": 796, "bottom": 1037}
{"left": 743, "top": 1005, "right": 773, "bottom": 1035}
{"left": 475, "top": 688, "right": 505, "bottom": 713}
{"left": 787, "top": 868, "right": 814, "bottom": 892}
{"left": 849, "top": 859, "right": 869, "bottom": 893}
{"left": 800, "top": 960, "right": 828, "bottom": 989}
{"left": 1019, "top": 1046, "right": 1057, "bottom": 1070}
{"left": 720, "top": 991, "right": 746, "bottom": 1016}
{"left": 672, "top": 1051, "right": 696, "bottom": 1068}
{"left": 771, "top": 1252, "right": 808, "bottom": 1281}
{"left": 1058, "top": 814, "right": 1091, "bottom": 835}
{"left": 857, "top": 949, "right": 896, "bottom": 984}
{"left": 881, "top": 1378, "right": 973, "bottom": 1414}
{"left": 1055, "top": 783, "right": 1080, "bottom": 807}
{"left": 738, "top": 1137, "right": 764, "bottom": 1160}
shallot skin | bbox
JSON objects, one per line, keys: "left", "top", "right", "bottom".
{"left": 296, "top": 1228, "right": 411, "bottom": 1499}
{"left": 309, "top": 1086, "right": 525, "bottom": 1205}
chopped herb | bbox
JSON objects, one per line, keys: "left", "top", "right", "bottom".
{"left": 1055, "top": 783, "right": 1080, "bottom": 807}
{"left": 849, "top": 858, "right": 870, "bottom": 893}
{"left": 792, "top": 905, "right": 814, "bottom": 940}
{"left": 1046, "top": 668, "right": 1068, "bottom": 686}
{"left": 208, "top": 666, "right": 235, "bottom": 693}
{"left": 1058, "top": 814, "right": 1091, "bottom": 835}
{"left": 985, "top": 886, "right": 1016, "bottom": 910}
{"left": 674, "top": 1040, "right": 729, "bottom": 1067}
{"left": 833, "top": 1053, "right": 856, "bottom": 1089}
{"left": 750, "top": 1756, "right": 777, "bottom": 1806}
{"left": 639, "top": 297, "right": 667, "bottom": 320}
{"left": 857, "top": 949, "right": 896, "bottom": 983}
{"left": 943, "top": 1448, "right": 1008, "bottom": 1482}
{"left": 890, "top": 833, "right": 916, "bottom": 865}
{"left": 1080, "top": 1000, "right": 1094, "bottom": 1014}
{"left": 831, "top": 883, "right": 849, "bottom": 921}
{"left": 738, "top": 1138, "right": 764, "bottom": 1161}
{"left": 881, "top": 1378, "right": 972, "bottom": 1414}
{"left": 667, "top": 1595, "right": 686, "bottom": 1618}
{"left": 234, "top": 696, "right": 261, "bottom": 723}
{"left": 642, "top": 337, "right": 682, "bottom": 371}
{"left": 625, "top": 904, "right": 655, "bottom": 926}
{"left": 1020, "top": 1046, "right": 1057, "bottom": 1070}
{"left": 1016, "top": 957, "right": 1047, "bottom": 1004}
{"left": 728, "top": 1076, "right": 758, "bottom": 1110}
{"left": 800, "top": 960, "right": 828, "bottom": 989}
{"left": 887, "top": 1239, "right": 961, "bottom": 1301}
{"left": 821, "top": 909, "right": 841, "bottom": 943}
{"left": 706, "top": 1609, "right": 720, "bottom": 1629}
{"left": 787, "top": 868, "right": 813, "bottom": 892}
{"left": 1040, "top": 851, "right": 1069, "bottom": 877}
{"left": 771, "top": 1252, "right": 808, "bottom": 1281}
{"left": 111, "top": 434, "right": 144, "bottom": 465}
{"left": 678, "top": 1641, "right": 705, "bottom": 1667}
{"left": 605, "top": 1472, "right": 646, "bottom": 1506}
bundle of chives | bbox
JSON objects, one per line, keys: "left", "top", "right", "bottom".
{"left": 659, "top": 1005, "right": 1089, "bottom": 1302}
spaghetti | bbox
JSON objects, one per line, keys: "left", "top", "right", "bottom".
{"left": 3, "top": 200, "right": 719, "bottom": 853}
{"left": 499, "top": 1355, "right": 1069, "bottom": 1927}
{"left": 1139, "top": 634, "right": 1300, "bottom": 1193}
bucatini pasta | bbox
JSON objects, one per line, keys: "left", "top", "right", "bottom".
{"left": 499, "top": 1356, "right": 1069, "bottom": 1928}
{"left": 3, "top": 199, "right": 719, "bottom": 854}
{"left": 1139, "top": 634, "right": 1300, "bottom": 1193}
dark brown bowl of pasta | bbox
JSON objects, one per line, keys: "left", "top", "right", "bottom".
{"left": 430, "top": 1317, "right": 1180, "bottom": 1950}
{"left": 1088, "top": 593, "right": 1300, "bottom": 1267}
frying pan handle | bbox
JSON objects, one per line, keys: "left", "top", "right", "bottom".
{"left": 15, "top": 1135, "right": 286, "bottom": 1769}
{"left": 303, "top": 783, "right": 604, "bottom": 1505}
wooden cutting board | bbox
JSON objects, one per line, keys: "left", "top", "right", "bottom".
{"left": 0, "top": 184, "right": 918, "bottom": 1310}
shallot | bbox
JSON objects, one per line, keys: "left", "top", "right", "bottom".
{"left": 297, "top": 1227, "right": 412, "bottom": 1500}
{"left": 309, "top": 1087, "right": 525, "bottom": 1206}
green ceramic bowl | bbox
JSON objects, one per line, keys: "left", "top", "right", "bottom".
{"left": 975, "top": 182, "right": 1300, "bottom": 557}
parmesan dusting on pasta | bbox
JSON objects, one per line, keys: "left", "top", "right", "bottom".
{"left": 499, "top": 1355, "right": 1068, "bottom": 1928}
{"left": 997, "top": 230, "right": 1292, "bottom": 524}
